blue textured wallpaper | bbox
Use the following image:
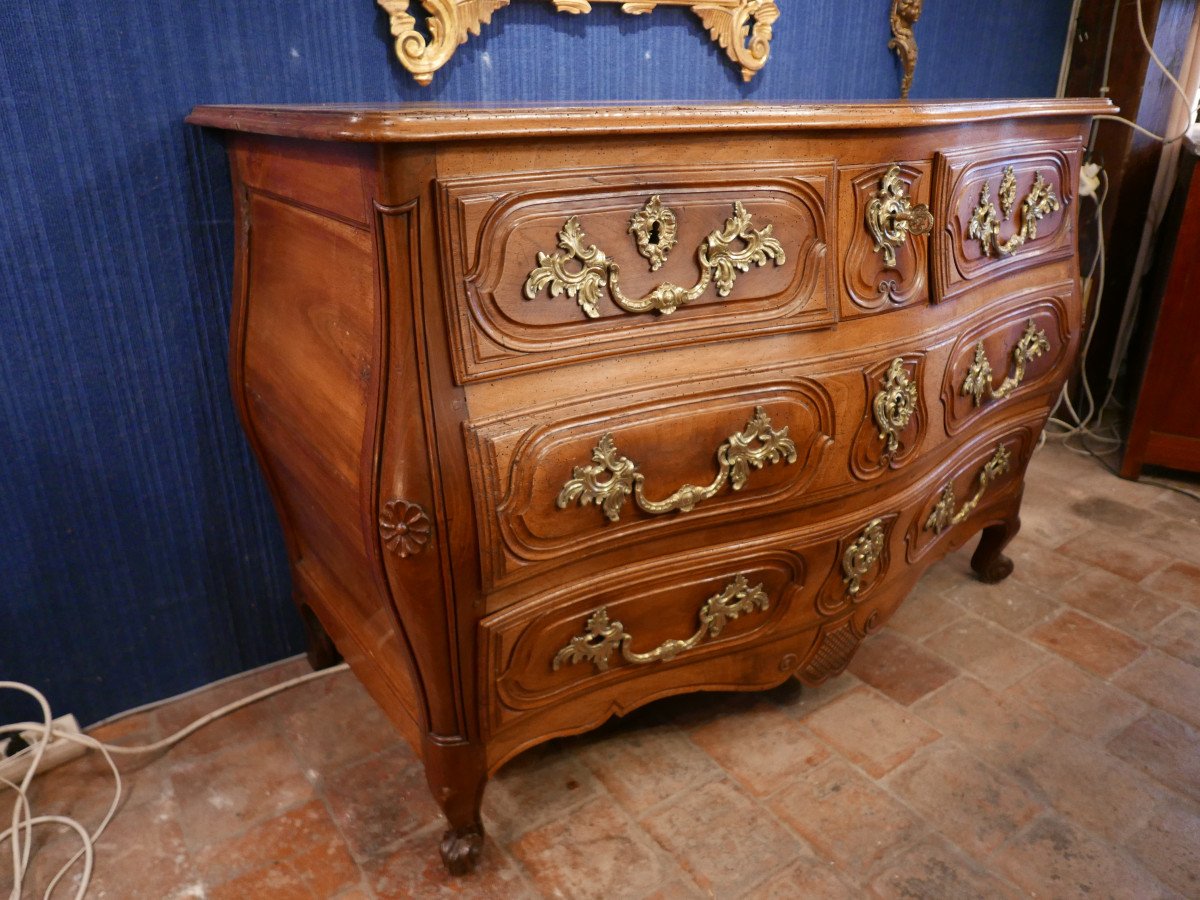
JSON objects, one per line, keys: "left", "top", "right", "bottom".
{"left": 0, "top": 0, "right": 1074, "bottom": 726}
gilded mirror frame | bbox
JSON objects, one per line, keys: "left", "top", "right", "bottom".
{"left": 377, "top": 0, "right": 780, "bottom": 85}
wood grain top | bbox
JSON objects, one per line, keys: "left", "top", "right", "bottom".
{"left": 187, "top": 99, "right": 1115, "bottom": 143}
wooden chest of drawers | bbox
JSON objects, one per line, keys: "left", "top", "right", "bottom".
{"left": 188, "top": 100, "right": 1111, "bottom": 874}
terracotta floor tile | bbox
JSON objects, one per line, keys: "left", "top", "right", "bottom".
{"left": 1114, "top": 649, "right": 1200, "bottom": 729}
{"left": 1005, "top": 658, "right": 1144, "bottom": 740}
{"left": 911, "top": 548, "right": 975, "bottom": 596}
{"left": 1014, "top": 491, "right": 1093, "bottom": 549}
{"left": 1027, "top": 610, "right": 1145, "bottom": 676}
{"left": 846, "top": 631, "right": 958, "bottom": 706}
{"left": 1056, "top": 527, "right": 1176, "bottom": 582}
{"left": 922, "top": 616, "right": 1046, "bottom": 688}
{"left": 769, "top": 759, "right": 923, "bottom": 872}
{"left": 641, "top": 880, "right": 705, "bottom": 899}
{"left": 1056, "top": 568, "right": 1180, "bottom": 637}
{"left": 171, "top": 733, "right": 315, "bottom": 851}
{"left": 744, "top": 856, "right": 859, "bottom": 899}
{"left": 576, "top": 722, "right": 723, "bottom": 816}
{"left": 1127, "top": 794, "right": 1200, "bottom": 897}
{"left": 1009, "top": 539, "right": 1083, "bottom": 588}
{"left": 640, "top": 778, "right": 803, "bottom": 896}
{"left": 194, "top": 799, "right": 356, "bottom": 893}
{"left": 511, "top": 795, "right": 677, "bottom": 899}
{"left": 885, "top": 588, "right": 965, "bottom": 640}
{"left": 911, "top": 677, "right": 1050, "bottom": 769}
{"left": 1066, "top": 495, "right": 1161, "bottom": 531}
{"left": 1015, "top": 729, "right": 1161, "bottom": 841}
{"left": 867, "top": 834, "right": 1024, "bottom": 900}
{"left": 993, "top": 814, "right": 1165, "bottom": 898}
{"left": 804, "top": 687, "right": 941, "bottom": 778}
{"left": 685, "top": 700, "right": 829, "bottom": 797}
{"left": 945, "top": 574, "right": 1061, "bottom": 634}
{"left": 1108, "top": 710, "right": 1200, "bottom": 804}
{"left": 320, "top": 744, "right": 443, "bottom": 859}
{"left": 885, "top": 743, "right": 1041, "bottom": 857}
{"left": 1140, "top": 558, "right": 1200, "bottom": 604}
{"left": 370, "top": 831, "right": 535, "bottom": 899}
{"left": 773, "top": 672, "right": 862, "bottom": 720}
{"left": 280, "top": 670, "right": 401, "bottom": 777}
{"left": 483, "top": 741, "right": 602, "bottom": 844}
{"left": 1149, "top": 607, "right": 1200, "bottom": 665}
{"left": 1134, "top": 516, "right": 1200, "bottom": 568}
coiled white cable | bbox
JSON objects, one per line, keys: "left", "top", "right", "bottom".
{"left": 1, "top": 663, "right": 347, "bottom": 899}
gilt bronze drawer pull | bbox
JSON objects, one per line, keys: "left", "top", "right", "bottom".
{"left": 873, "top": 357, "right": 918, "bottom": 456}
{"left": 968, "top": 167, "right": 1060, "bottom": 258}
{"left": 961, "top": 320, "right": 1050, "bottom": 407}
{"left": 866, "top": 165, "right": 933, "bottom": 268}
{"left": 925, "top": 444, "right": 1012, "bottom": 534}
{"left": 552, "top": 574, "right": 770, "bottom": 673}
{"left": 843, "top": 518, "right": 886, "bottom": 598}
{"left": 557, "top": 406, "right": 797, "bottom": 523}
{"left": 524, "top": 199, "right": 785, "bottom": 318}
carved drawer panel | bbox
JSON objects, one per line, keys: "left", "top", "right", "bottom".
{"left": 931, "top": 138, "right": 1081, "bottom": 303}
{"left": 465, "top": 371, "right": 836, "bottom": 591}
{"left": 942, "top": 283, "right": 1073, "bottom": 435}
{"left": 437, "top": 162, "right": 834, "bottom": 382}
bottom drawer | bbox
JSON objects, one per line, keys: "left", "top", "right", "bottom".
{"left": 480, "top": 414, "right": 1040, "bottom": 768}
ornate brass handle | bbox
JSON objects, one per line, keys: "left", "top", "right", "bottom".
{"left": 524, "top": 197, "right": 786, "bottom": 318}
{"left": 968, "top": 166, "right": 1060, "bottom": 258}
{"left": 961, "top": 320, "right": 1050, "bottom": 407}
{"left": 557, "top": 406, "right": 797, "bottom": 523}
{"left": 843, "top": 518, "right": 886, "bottom": 598}
{"left": 552, "top": 574, "right": 769, "bottom": 673}
{"left": 866, "top": 165, "right": 933, "bottom": 268}
{"left": 925, "top": 444, "right": 1012, "bottom": 534}
{"left": 873, "top": 358, "right": 918, "bottom": 457}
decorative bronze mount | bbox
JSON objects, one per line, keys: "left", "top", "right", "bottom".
{"left": 873, "top": 358, "right": 918, "bottom": 457}
{"left": 889, "top": 0, "right": 923, "bottom": 99}
{"left": 525, "top": 198, "right": 785, "bottom": 319}
{"left": 377, "top": 0, "right": 780, "bottom": 86}
{"left": 866, "top": 165, "right": 933, "bottom": 269}
{"left": 925, "top": 445, "right": 1012, "bottom": 535}
{"left": 553, "top": 574, "right": 769, "bottom": 673}
{"left": 557, "top": 406, "right": 797, "bottom": 523}
{"left": 968, "top": 167, "right": 1061, "bottom": 258}
{"left": 842, "top": 518, "right": 886, "bottom": 598}
{"left": 961, "top": 320, "right": 1051, "bottom": 407}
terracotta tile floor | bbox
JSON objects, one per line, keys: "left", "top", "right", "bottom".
{"left": 5, "top": 443, "right": 1200, "bottom": 898}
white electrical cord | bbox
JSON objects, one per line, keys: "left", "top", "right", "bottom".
{"left": 1, "top": 663, "right": 348, "bottom": 899}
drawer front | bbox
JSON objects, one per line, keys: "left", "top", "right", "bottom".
{"left": 437, "top": 162, "right": 834, "bottom": 382}
{"left": 465, "top": 369, "right": 837, "bottom": 591}
{"left": 941, "top": 282, "right": 1074, "bottom": 435}
{"left": 480, "top": 412, "right": 1042, "bottom": 760}
{"left": 932, "top": 138, "right": 1081, "bottom": 303}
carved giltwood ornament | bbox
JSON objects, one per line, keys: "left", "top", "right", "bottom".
{"left": 889, "top": 0, "right": 923, "bottom": 100}
{"left": 557, "top": 406, "right": 797, "bottom": 522}
{"left": 377, "top": 0, "right": 780, "bottom": 86}
{"left": 552, "top": 574, "right": 769, "bottom": 672}
{"left": 968, "top": 167, "right": 1061, "bottom": 258}
{"left": 525, "top": 199, "right": 785, "bottom": 318}
{"left": 961, "top": 320, "right": 1051, "bottom": 407}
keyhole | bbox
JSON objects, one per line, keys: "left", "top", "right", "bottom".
{"left": 648, "top": 220, "right": 661, "bottom": 245}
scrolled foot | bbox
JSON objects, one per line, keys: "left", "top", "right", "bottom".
{"left": 973, "top": 551, "right": 1014, "bottom": 584}
{"left": 440, "top": 824, "right": 484, "bottom": 876}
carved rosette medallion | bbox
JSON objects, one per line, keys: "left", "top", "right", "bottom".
{"left": 873, "top": 358, "right": 918, "bottom": 457}
{"left": 379, "top": 499, "right": 433, "bottom": 557}
{"left": 628, "top": 195, "right": 678, "bottom": 271}
{"left": 377, "top": 0, "right": 780, "bottom": 86}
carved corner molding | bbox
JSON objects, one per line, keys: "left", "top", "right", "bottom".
{"left": 888, "top": 0, "right": 922, "bottom": 100}
{"left": 377, "top": 0, "right": 780, "bottom": 86}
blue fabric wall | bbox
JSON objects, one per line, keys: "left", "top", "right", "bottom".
{"left": 0, "top": 1, "right": 1074, "bottom": 726}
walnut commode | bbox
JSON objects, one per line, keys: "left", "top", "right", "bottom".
{"left": 188, "top": 99, "right": 1111, "bottom": 874}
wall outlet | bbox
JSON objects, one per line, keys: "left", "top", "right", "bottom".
{"left": 0, "top": 714, "right": 87, "bottom": 786}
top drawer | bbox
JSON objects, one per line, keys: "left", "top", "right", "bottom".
{"left": 436, "top": 162, "right": 834, "bottom": 382}
{"left": 931, "top": 137, "right": 1081, "bottom": 303}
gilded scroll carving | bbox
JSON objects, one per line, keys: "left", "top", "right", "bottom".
{"left": 889, "top": 0, "right": 923, "bottom": 99}
{"left": 377, "top": 0, "right": 780, "bottom": 86}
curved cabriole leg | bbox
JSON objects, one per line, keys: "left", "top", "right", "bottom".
{"left": 424, "top": 736, "right": 488, "bottom": 875}
{"left": 971, "top": 515, "right": 1020, "bottom": 584}
{"left": 299, "top": 602, "right": 343, "bottom": 670}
